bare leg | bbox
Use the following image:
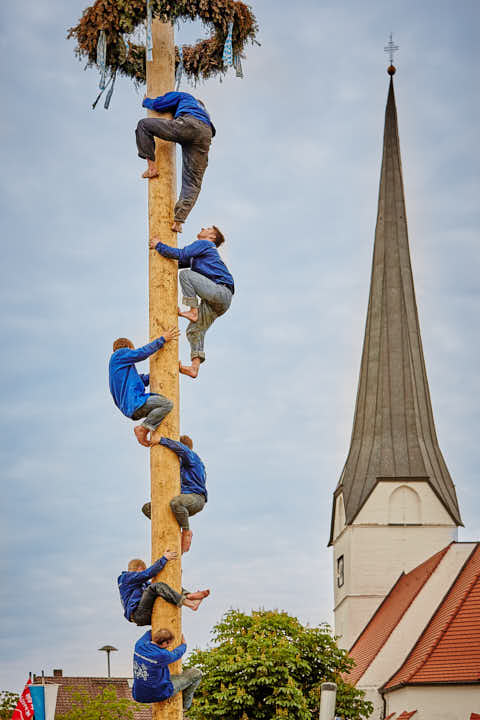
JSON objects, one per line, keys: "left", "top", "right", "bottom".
{"left": 186, "top": 589, "right": 210, "bottom": 600}
{"left": 178, "top": 306, "right": 198, "bottom": 322}
{"left": 171, "top": 221, "right": 183, "bottom": 233}
{"left": 179, "top": 357, "right": 201, "bottom": 379}
{"left": 142, "top": 158, "right": 159, "bottom": 179}
{"left": 134, "top": 425, "right": 152, "bottom": 447}
{"left": 181, "top": 528, "right": 193, "bottom": 553}
{"left": 182, "top": 591, "right": 209, "bottom": 611}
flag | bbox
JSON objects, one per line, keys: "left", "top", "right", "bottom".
{"left": 29, "top": 686, "right": 46, "bottom": 720}
{"left": 11, "top": 679, "right": 34, "bottom": 720}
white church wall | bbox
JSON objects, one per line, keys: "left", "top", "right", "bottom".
{"left": 358, "top": 543, "right": 476, "bottom": 689}
{"left": 332, "top": 494, "right": 346, "bottom": 541}
{"left": 355, "top": 481, "right": 455, "bottom": 526}
{"left": 332, "top": 483, "right": 459, "bottom": 649}
{"left": 355, "top": 687, "right": 383, "bottom": 720}
{"left": 385, "top": 684, "right": 480, "bottom": 719}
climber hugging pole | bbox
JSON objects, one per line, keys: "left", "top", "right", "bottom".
{"left": 149, "top": 226, "right": 234, "bottom": 378}
{"left": 136, "top": 92, "right": 216, "bottom": 234}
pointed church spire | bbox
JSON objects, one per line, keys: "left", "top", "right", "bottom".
{"left": 331, "top": 72, "right": 462, "bottom": 539}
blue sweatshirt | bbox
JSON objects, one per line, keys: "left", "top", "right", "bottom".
{"left": 109, "top": 338, "right": 165, "bottom": 418}
{"left": 142, "top": 91, "right": 216, "bottom": 136}
{"left": 132, "top": 630, "right": 187, "bottom": 703}
{"left": 155, "top": 240, "right": 234, "bottom": 294}
{"left": 160, "top": 438, "right": 208, "bottom": 501}
{"left": 117, "top": 557, "right": 167, "bottom": 621}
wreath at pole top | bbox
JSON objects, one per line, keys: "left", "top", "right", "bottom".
{"left": 68, "top": 0, "right": 258, "bottom": 84}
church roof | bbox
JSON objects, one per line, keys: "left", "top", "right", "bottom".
{"left": 345, "top": 544, "right": 450, "bottom": 685}
{"left": 383, "top": 542, "right": 480, "bottom": 690}
{"left": 330, "top": 74, "right": 462, "bottom": 541}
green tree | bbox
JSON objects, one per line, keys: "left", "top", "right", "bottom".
{"left": 0, "top": 690, "right": 20, "bottom": 719}
{"left": 185, "top": 609, "right": 373, "bottom": 720}
{"left": 56, "top": 687, "right": 140, "bottom": 720}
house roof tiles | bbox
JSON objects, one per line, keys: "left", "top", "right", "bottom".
{"left": 346, "top": 545, "right": 450, "bottom": 685}
{"left": 384, "top": 543, "right": 480, "bottom": 689}
{"left": 32, "top": 676, "right": 152, "bottom": 720}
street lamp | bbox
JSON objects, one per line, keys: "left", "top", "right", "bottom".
{"left": 98, "top": 645, "right": 118, "bottom": 678}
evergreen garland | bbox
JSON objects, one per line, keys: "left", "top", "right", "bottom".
{"left": 68, "top": 0, "right": 258, "bottom": 83}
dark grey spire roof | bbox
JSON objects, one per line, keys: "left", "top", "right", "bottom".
{"left": 329, "top": 77, "right": 462, "bottom": 544}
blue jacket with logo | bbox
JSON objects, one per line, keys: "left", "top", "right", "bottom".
{"left": 142, "top": 91, "right": 216, "bottom": 136}
{"left": 117, "top": 557, "right": 167, "bottom": 621}
{"left": 160, "top": 437, "right": 207, "bottom": 501}
{"left": 155, "top": 240, "right": 234, "bottom": 294}
{"left": 132, "top": 630, "right": 186, "bottom": 703}
{"left": 109, "top": 338, "right": 165, "bottom": 418}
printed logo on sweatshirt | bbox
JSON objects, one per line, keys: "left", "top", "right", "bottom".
{"left": 133, "top": 659, "right": 149, "bottom": 681}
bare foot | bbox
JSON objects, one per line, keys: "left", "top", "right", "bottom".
{"left": 179, "top": 360, "right": 200, "bottom": 378}
{"left": 178, "top": 306, "right": 198, "bottom": 322}
{"left": 134, "top": 426, "right": 151, "bottom": 447}
{"left": 171, "top": 221, "right": 183, "bottom": 233}
{"left": 142, "top": 159, "right": 158, "bottom": 179}
{"left": 181, "top": 529, "right": 193, "bottom": 553}
{"left": 186, "top": 589, "right": 210, "bottom": 600}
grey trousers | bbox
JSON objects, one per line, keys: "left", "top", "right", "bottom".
{"left": 132, "top": 394, "right": 173, "bottom": 431}
{"left": 131, "top": 583, "right": 188, "bottom": 626}
{"left": 135, "top": 116, "right": 212, "bottom": 223}
{"left": 170, "top": 493, "right": 206, "bottom": 530}
{"left": 170, "top": 667, "right": 202, "bottom": 710}
{"left": 179, "top": 269, "right": 232, "bottom": 363}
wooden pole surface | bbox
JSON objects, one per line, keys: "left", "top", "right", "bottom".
{"left": 146, "top": 19, "right": 183, "bottom": 720}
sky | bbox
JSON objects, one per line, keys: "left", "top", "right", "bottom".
{"left": 1, "top": 0, "right": 479, "bottom": 693}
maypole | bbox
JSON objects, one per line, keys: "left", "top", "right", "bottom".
{"left": 146, "top": 18, "right": 183, "bottom": 720}
{"left": 68, "top": 3, "right": 258, "bottom": 719}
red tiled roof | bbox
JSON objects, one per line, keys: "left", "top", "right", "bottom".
{"left": 397, "top": 713, "right": 417, "bottom": 719}
{"left": 32, "top": 676, "right": 152, "bottom": 720}
{"left": 384, "top": 543, "right": 480, "bottom": 689}
{"left": 346, "top": 545, "right": 450, "bottom": 685}
{"left": 470, "top": 714, "right": 480, "bottom": 719}
{"left": 385, "top": 714, "right": 396, "bottom": 719}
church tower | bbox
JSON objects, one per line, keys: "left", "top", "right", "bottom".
{"left": 329, "top": 69, "right": 462, "bottom": 651}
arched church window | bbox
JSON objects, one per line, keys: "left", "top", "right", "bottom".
{"left": 337, "top": 555, "right": 344, "bottom": 587}
{"left": 388, "top": 485, "right": 421, "bottom": 525}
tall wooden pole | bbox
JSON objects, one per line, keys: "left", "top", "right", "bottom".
{"left": 146, "top": 19, "right": 183, "bottom": 720}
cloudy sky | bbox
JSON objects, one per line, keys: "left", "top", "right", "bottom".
{"left": 1, "top": 0, "right": 479, "bottom": 693}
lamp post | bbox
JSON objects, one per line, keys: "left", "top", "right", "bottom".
{"left": 98, "top": 645, "right": 118, "bottom": 678}
{"left": 319, "top": 682, "right": 337, "bottom": 720}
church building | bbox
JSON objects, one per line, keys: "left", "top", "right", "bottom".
{"left": 329, "top": 67, "right": 480, "bottom": 720}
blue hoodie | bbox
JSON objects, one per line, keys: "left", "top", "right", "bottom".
{"left": 142, "top": 91, "right": 216, "bottom": 136}
{"left": 132, "top": 630, "right": 186, "bottom": 703}
{"left": 160, "top": 438, "right": 207, "bottom": 501}
{"left": 155, "top": 239, "right": 234, "bottom": 294}
{"left": 109, "top": 338, "right": 165, "bottom": 418}
{"left": 117, "top": 557, "right": 167, "bottom": 621}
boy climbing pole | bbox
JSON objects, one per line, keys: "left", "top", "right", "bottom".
{"left": 118, "top": 556, "right": 210, "bottom": 625}
{"left": 133, "top": 628, "right": 202, "bottom": 717}
{"left": 136, "top": 91, "right": 215, "bottom": 233}
{"left": 108, "top": 332, "right": 179, "bottom": 447}
{"left": 143, "top": 435, "right": 207, "bottom": 553}
{"left": 149, "top": 226, "right": 234, "bottom": 378}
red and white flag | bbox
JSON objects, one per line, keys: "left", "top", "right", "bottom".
{"left": 11, "top": 680, "right": 34, "bottom": 719}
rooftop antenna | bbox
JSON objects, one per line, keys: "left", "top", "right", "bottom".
{"left": 98, "top": 645, "right": 118, "bottom": 678}
{"left": 384, "top": 32, "right": 399, "bottom": 74}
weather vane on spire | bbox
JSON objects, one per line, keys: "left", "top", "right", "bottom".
{"left": 384, "top": 33, "right": 399, "bottom": 75}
